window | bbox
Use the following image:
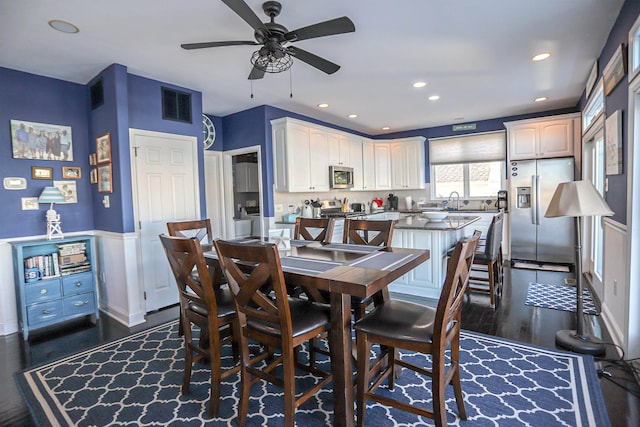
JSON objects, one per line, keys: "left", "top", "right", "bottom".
{"left": 429, "top": 131, "right": 505, "bottom": 199}
{"left": 582, "top": 80, "right": 603, "bottom": 132}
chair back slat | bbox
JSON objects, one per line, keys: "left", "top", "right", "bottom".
{"left": 214, "top": 240, "right": 293, "bottom": 337}
{"left": 435, "top": 230, "right": 481, "bottom": 341}
{"left": 343, "top": 219, "right": 394, "bottom": 247}
{"left": 159, "top": 234, "right": 217, "bottom": 316}
{"left": 294, "top": 217, "right": 335, "bottom": 242}
{"left": 167, "top": 219, "right": 214, "bottom": 248}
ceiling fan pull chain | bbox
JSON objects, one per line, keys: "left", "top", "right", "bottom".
{"left": 250, "top": 80, "right": 254, "bottom": 99}
{"left": 289, "top": 67, "right": 293, "bottom": 98}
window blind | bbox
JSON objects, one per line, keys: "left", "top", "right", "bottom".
{"left": 429, "top": 131, "right": 506, "bottom": 165}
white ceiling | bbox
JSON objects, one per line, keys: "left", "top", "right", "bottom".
{"left": 0, "top": 0, "right": 625, "bottom": 135}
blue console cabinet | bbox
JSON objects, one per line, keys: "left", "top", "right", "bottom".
{"left": 12, "top": 236, "right": 99, "bottom": 340}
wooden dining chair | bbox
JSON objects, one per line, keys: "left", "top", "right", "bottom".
{"left": 294, "top": 217, "right": 335, "bottom": 242}
{"left": 469, "top": 212, "right": 504, "bottom": 307}
{"left": 308, "top": 218, "right": 395, "bottom": 367}
{"left": 214, "top": 239, "right": 333, "bottom": 427}
{"left": 159, "top": 234, "right": 239, "bottom": 418}
{"left": 354, "top": 230, "right": 481, "bottom": 427}
{"left": 343, "top": 218, "right": 395, "bottom": 320}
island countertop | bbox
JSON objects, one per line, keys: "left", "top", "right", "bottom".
{"left": 394, "top": 214, "right": 480, "bottom": 231}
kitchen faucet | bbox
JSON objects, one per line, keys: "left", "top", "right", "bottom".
{"left": 448, "top": 191, "right": 460, "bottom": 211}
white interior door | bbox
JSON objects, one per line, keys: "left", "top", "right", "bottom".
{"left": 204, "top": 150, "right": 226, "bottom": 238}
{"left": 130, "top": 129, "right": 199, "bottom": 312}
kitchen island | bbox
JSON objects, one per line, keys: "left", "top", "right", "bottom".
{"left": 386, "top": 213, "right": 481, "bottom": 299}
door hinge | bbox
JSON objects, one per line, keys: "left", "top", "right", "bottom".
{"left": 138, "top": 220, "right": 142, "bottom": 229}
{"left": 144, "top": 291, "right": 147, "bottom": 300}
{"left": 133, "top": 146, "right": 139, "bottom": 157}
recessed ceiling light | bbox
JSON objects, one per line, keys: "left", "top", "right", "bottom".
{"left": 413, "top": 81, "right": 427, "bottom": 88}
{"left": 48, "top": 19, "right": 79, "bottom": 34}
{"left": 428, "top": 95, "right": 440, "bottom": 101}
{"left": 348, "top": 114, "right": 358, "bottom": 118}
{"left": 534, "top": 97, "right": 548, "bottom": 102}
{"left": 317, "top": 103, "right": 329, "bottom": 108}
{"left": 532, "top": 52, "right": 551, "bottom": 61}
{"left": 382, "top": 126, "right": 390, "bottom": 131}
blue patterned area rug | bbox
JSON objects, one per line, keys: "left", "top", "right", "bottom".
{"left": 16, "top": 320, "right": 610, "bottom": 426}
{"left": 525, "top": 282, "right": 600, "bottom": 315}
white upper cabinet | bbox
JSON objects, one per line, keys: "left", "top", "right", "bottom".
{"left": 327, "top": 132, "right": 351, "bottom": 166}
{"left": 272, "top": 117, "right": 426, "bottom": 192}
{"left": 506, "top": 113, "right": 580, "bottom": 160}
{"left": 361, "top": 139, "right": 376, "bottom": 191}
{"left": 390, "top": 137, "right": 426, "bottom": 189}
{"left": 272, "top": 118, "right": 329, "bottom": 192}
{"left": 374, "top": 142, "right": 392, "bottom": 190}
{"left": 235, "top": 162, "right": 259, "bottom": 192}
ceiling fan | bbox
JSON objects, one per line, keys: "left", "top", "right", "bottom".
{"left": 181, "top": 0, "right": 355, "bottom": 80}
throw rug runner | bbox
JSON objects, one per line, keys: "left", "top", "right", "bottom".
{"left": 525, "top": 282, "right": 600, "bottom": 315}
{"left": 16, "top": 320, "right": 609, "bottom": 426}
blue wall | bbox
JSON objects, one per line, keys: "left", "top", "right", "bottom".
{"left": 0, "top": 67, "right": 93, "bottom": 239}
{"left": 0, "top": 65, "right": 205, "bottom": 239}
{"left": 577, "top": 0, "right": 640, "bottom": 225}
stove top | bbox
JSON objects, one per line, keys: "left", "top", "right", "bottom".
{"left": 319, "top": 208, "right": 364, "bottom": 218}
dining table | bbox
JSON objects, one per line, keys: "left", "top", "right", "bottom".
{"left": 204, "top": 238, "right": 430, "bottom": 427}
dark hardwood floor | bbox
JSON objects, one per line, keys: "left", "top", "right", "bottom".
{"left": 1, "top": 264, "right": 638, "bottom": 426}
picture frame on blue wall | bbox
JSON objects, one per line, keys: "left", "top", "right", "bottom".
{"left": 10, "top": 119, "right": 73, "bottom": 161}
{"left": 31, "top": 166, "right": 53, "bottom": 180}
{"left": 90, "top": 168, "right": 97, "bottom": 184}
{"left": 96, "top": 133, "right": 111, "bottom": 164}
{"left": 97, "top": 164, "right": 113, "bottom": 193}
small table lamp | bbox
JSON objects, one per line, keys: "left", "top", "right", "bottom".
{"left": 545, "top": 180, "right": 613, "bottom": 355}
{"left": 38, "top": 186, "right": 66, "bottom": 240}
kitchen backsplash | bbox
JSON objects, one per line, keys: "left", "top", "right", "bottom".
{"left": 272, "top": 184, "right": 500, "bottom": 215}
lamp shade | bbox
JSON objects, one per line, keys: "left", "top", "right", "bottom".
{"left": 545, "top": 180, "right": 613, "bottom": 218}
{"left": 38, "top": 186, "right": 65, "bottom": 204}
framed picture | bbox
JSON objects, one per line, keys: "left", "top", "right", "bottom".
{"left": 32, "top": 166, "right": 53, "bottom": 180}
{"left": 10, "top": 119, "right": 73, "bottom": 161}
{"left": 603, "top": 44, "right": 627, "bottom": 95}
{"left": 605, "top": 110, "right": 623, "bottom": 175}
{"left": 89, "top": 153, "right": 97, "bottom": 166}
{"left": 21, "top": 197, "right": 39, "bottom": 210}
{"left": 62, "top": 166, "right": 82, "bottom": 179}
{"left": 90, "top": 168, "right": 98, "bottom": 184}
{"left": 53, "top": 180, "right": 78, "bottom": 204}
{"left": 98, "top": 163, "right": 113, "bottom": 193}
{"left": 96, "top": 133, "right": 111, "bottom": 164}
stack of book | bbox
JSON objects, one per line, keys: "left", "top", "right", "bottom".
{"left": 24, "top": 253, "right": 60, "bottom": 279}
{"left": 57, "top": 242, "right": 91, "bottom": 276}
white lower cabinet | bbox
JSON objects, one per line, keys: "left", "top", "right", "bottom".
{"left": 389, "top": 228, "right": 467, "bottom": 300}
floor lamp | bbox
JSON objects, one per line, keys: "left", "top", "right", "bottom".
{"left": 545, "top": 180, "right": 613, "bottom": 355}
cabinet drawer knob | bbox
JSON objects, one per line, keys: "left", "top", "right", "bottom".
{"left": 75, "top": 282, "right": 82, "bottom": 287}
{"left": 40, "top": 289, "right": 48, "bottom": 295}
{"left": 42, "top": 309, "right": 51, "bottom": 315}
{"left": 74, "top": 301, "right": 88, "bottom": 307}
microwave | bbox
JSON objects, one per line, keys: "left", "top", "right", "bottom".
{"left": 329, "top": 166, "right": 354, "bottom": 189}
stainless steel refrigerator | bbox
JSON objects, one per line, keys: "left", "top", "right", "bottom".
{"left": 509, "top": 157, "right": 575, "bottom": 264}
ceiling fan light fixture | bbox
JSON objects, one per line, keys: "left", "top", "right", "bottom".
{"left": 251, "top": 49, "right": 293, "bottom": 73}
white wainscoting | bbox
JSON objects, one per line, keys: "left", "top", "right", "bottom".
{"left": 601, "top": 217, "right": 628, "bottom": 356}
{"left": 0, "top": 240, "right": 19, "bottom": 336}
{"left": 95, "top": 231, "right": 146, "bottom": 328}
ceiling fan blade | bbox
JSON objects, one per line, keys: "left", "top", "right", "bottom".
{"left": 287, "top": 46, "right": 340, "bottom": 74}
{"left": 221, "top": 0, "right": 268, "bottom": 33}
{"left": 285, "top": 17, "right": 355, "bottom": 42}
{"left": 181, "top": 40, "right": 258, "bottom": 50}
{"left": 248, "top": 65, "right": 266, "bottom": 80}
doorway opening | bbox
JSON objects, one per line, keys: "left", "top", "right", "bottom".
{"left": 223, "top": 146, "right": 263, "bottom": 239}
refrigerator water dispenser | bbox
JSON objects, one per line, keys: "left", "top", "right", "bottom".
{"left": 516, "top": 187, "right": 531, "bottom": 208}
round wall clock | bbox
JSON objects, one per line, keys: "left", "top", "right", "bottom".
{"left": 202, "top": 114, "right": 216, "bottom": 149}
